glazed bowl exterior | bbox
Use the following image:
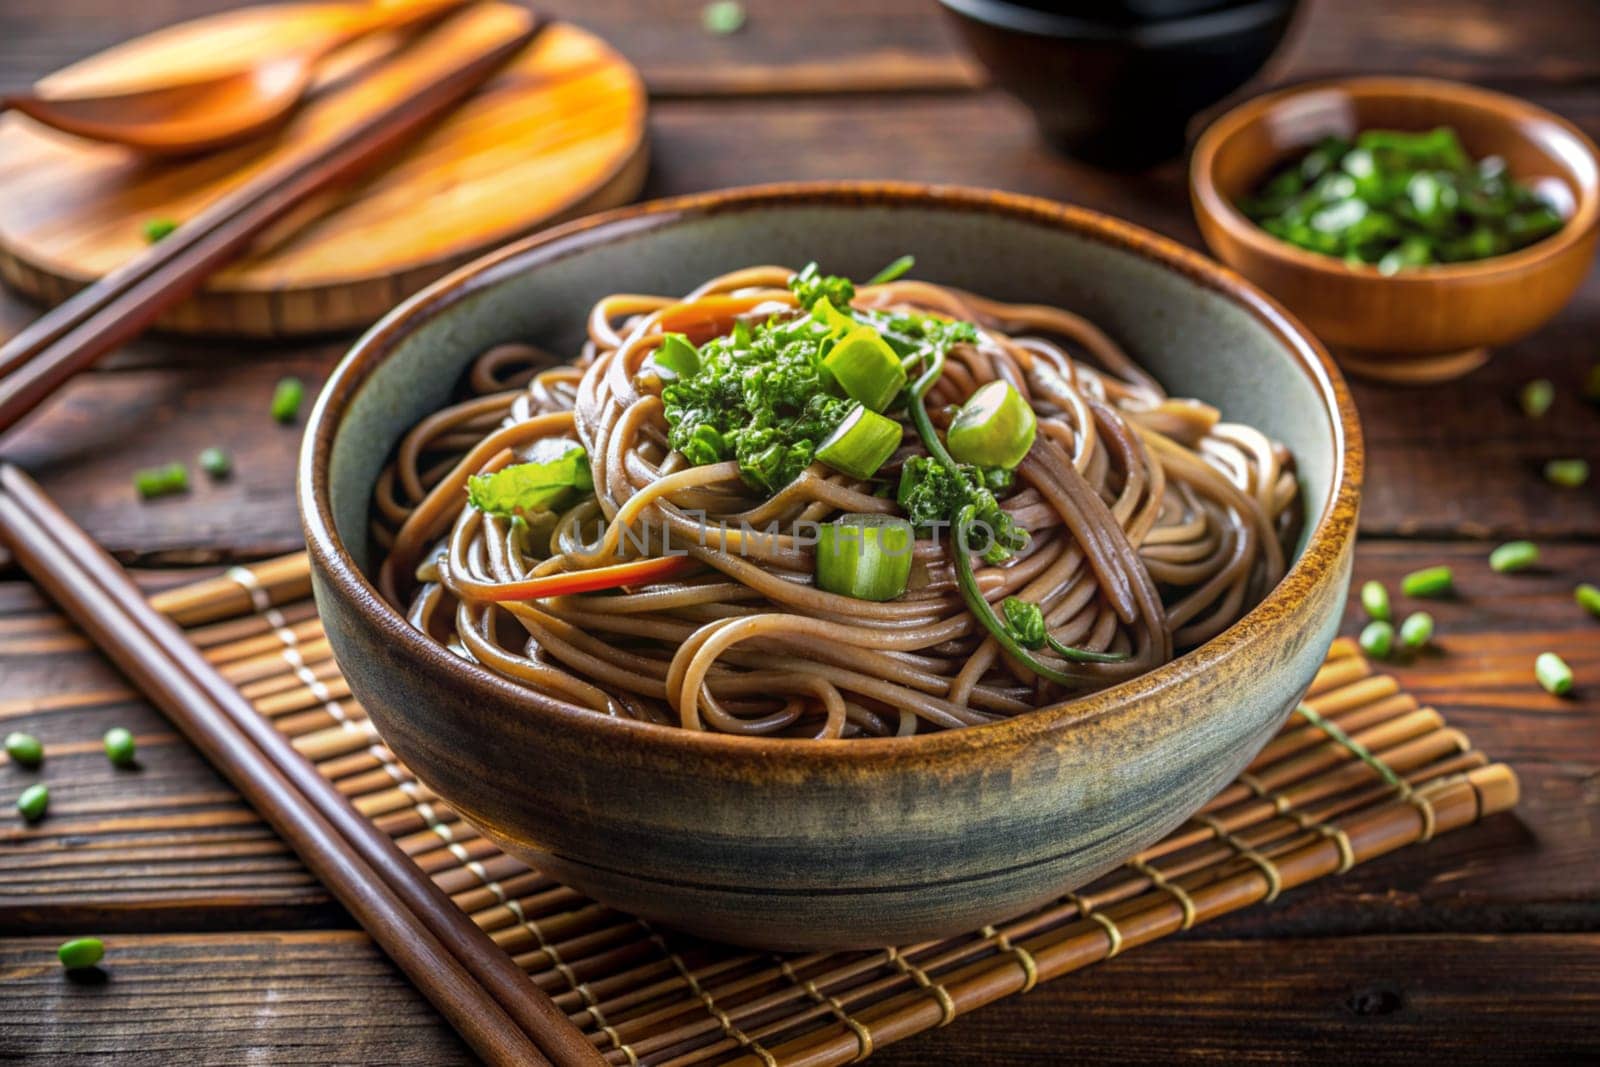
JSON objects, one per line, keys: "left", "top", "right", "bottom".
{"left": 937, "top": 0, "right": 1301, "bottom": 168}
{"left": 300, "top": 182, "right": 1362, "bottom": 950}
{"left": 1191, "top": 77, "right": 1600, "bottom": 384}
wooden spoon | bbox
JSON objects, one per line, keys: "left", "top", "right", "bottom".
{"left": 0, "top": 0, "right": 472, "bottom": 155}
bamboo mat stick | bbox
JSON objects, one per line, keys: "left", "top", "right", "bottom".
{"left": 0, "top": 466, "right": 604, "bottom": 1067}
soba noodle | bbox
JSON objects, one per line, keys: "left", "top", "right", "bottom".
{"left": 372, "top": 265, "right": 1300, "bottom": 739}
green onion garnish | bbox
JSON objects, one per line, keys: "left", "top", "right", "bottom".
{"left": 1358, "top": 620, "right": 1394, "bottom": 659}
{"left": 142, "top": 218, "right": 177, "bottom": 243}
{"left": 822, "top": 326, "right": 906, "bottom": 412}
{"left": 1489, "top": 540, "right": 1539, "bottom": 573}
{"left": 815, "top": 514, "right": 913, "bottom": 602}
{"left": 700, "top": 0, "right": 745, "bottom": 35}
{"left": 1535, "top": 651, "right": 1574, "bottom": 696}
{"left": 134, "top": 462, "right": 189, "bottom": 500}
{"left": 4, "top": 732, "right": 43, "bottom": 769}
{"left": 1577, "top": 583, "right": 1600, "bottom": 619}
{"left": 17, "top": 782, "right": 48, "bottom": 821}
{"left": 865, "top": 255, "right": 916, "bottom": 286}
{"left": 271, "top": 377, "right": 305, "bottom": 424}
{"left": 653, "top": 333, "right": 700, "bottom": 379}
{"left": 815, "top": 405, "right": 903, "bottom": 480}
{"left": 1399, "top": 611, "right": 1434, "bottom": 651}
{"left": 1544, "top": 458, "right": 1589, "bottom": 488}
{"left": 946, "top": 380, "right": 1037, "bottom": 469}
{"left": 58, "top": 937, "right": 105, "bottom": 970}
{"left": 1519, "top": 379, "right": 1554, "bottom": 418}
{"left": 1400, "top": 565, "right": 1454, "bottom": 598}
{"left": 198, "top": 447, "right": 232, "bottom": 479}
{"left": 1359, "top": 579, "right": 1391, "bottom": 621}
{"left": 103, "top": 727, "right": 136, "bottom": 768}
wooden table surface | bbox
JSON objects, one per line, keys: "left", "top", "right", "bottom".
{"left": 2, "top": 0, "right": 1598, "bottom": 1062}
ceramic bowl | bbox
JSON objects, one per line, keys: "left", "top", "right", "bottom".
{"left": 1192, "top": 77, "right": 1600, "bottom": 384}
{"left": 300, "top": 182, "right": 1362, "bottom": 950}
{"left": 937, "top": 0, "right": 1301, "bottom": 168}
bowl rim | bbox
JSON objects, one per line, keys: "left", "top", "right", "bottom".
{"left": 1190, "top": 75, "right": 1600, "bottom": 283}
{"left": 299, "top": 180, "right": 1363, "bottom": 763}
{"left": 935, "top": 0, "right": 1295, "bottom": 45}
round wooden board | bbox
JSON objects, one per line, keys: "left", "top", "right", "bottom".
{"left": 0, "top": 4, "right": 648, "bottom": 337}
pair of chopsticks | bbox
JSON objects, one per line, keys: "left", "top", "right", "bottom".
{"left": 0, "top": 465, "right": 603, "bottom": 1067}
{"left": 0, "top": 11, "right": 602, "bottom": 1066}
{"left": 0, "top": 9, "right": 537, "bottom": 437}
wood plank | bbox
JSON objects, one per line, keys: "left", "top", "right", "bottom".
{"left": 1, "top": 931, "right": 1594, "bottom": 1063}
{"left": 4, "top": 0, "right": 1600, "bottom": 101}
{"left": 2, "top": 539, "right": 1593, "bottom": 933}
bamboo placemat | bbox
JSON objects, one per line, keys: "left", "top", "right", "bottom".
{"left": 149, "top": 552, "right": 1519, "bottom": 1067}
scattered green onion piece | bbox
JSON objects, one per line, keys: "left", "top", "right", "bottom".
{"left": 1519, "top": 378, "right": 1554, "bottom": 418}
{"left": 815, "top": 515, "right": 913, "bottom": 602}
{"left": 653, "top": 333, "right": 700, "bottom": 379}
{"left": 4, "top": 732, "right": 42, "bottom": 769}
{"left": 198, "top": 446, "right": 232, "bottom": 479}
{"left": 1399, "top": 611, "right": 1434, "bottom": 651}
{"left": 142, "top": 218, "right": 177, "bottom": 243}
{"left": 945, "top": 381, "right": 1038, "bottom": 469}
{"left": 271, "top": 377, "right": 305, "bottom": 424}
{"left": 1489, "top": 540, "right": 1539, "bottom": 573}
{"left": 1544, "top": 458, "right": 1589, "bottom": 488}
{"left": 1400, "top": 565, "right": 1454, "bottom": 598}
{"left": 1534, "top": 651, "right": 1574, "bottom": 696}
{"left": 815, "top": 405, "right": 903, "bottom": 480}
{"left": 1359, "top": 579, "right": 1391, "bottom": 621}
{"left": 58, "top": 937, "right": 104, "bottom": 970}
{"left": 17, "top": 782, "right": 48, "bottom": 821}
{"left": 822, "top": 326, "right": 906, "bottom": 412}
{"left": 700, "top": 0, "right": 745, "bottom": 35}
{"left": 865, "top": 255, "right": 915, "bottom": 286}
{"left": 1575, "top": 583, "right": 1600, "bottom": 619}
{"left": 134, "top": 462, "right": 189, "bottom": 500}
{"left": 1358, "top": 620, "right": 1394, "bottom": 659}
{"left": 103, "top": 727, "right": 136, "bottom": 768}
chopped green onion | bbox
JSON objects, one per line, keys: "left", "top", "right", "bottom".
{"left": 58, "top": 937, "right": 105, "bottom": 970}
{"left": 1489, "top": 540, "right": 1539, "bottom": 573}
{"left": 271, "top": 377, "right": 305, "bottom": 424}
{"left": 1544, "top": 458, "right": 1589, "bottom": 488}
{"left": 653, "top": 333, "right": 700, "bottom": 379}
{"left": 1577, "top": 582, "right": 1600, "bottom": 619}
{"left": 1399, "top": 611, "right": 1434, "bottom": 651}
{"left": 103, "top": 727, "right": 136, "bottom": 768}
{"left": 1358, "top": 620, "right": 1394, "bottom": 659}
{"left": 700, "top": 0, "right": 745, "bottom": 34}
{"left": 1519, "top": 379, "right": 1554, "bottom": 418}
{"left": 17, "top": 782, "right": 48, "bottom": 821}
{"left": 1534, "top": 651, "right": 1573, "bottom": 696}
{"left": 142, "top": 218, "right": 177, "bottom": 243}
{"left": 815, "top": 515, "right": 913, "bottom": 602}
{"left": 812, "top": 299, "right": 856, "bottom": 336}
{"left": 1400, "top": 565, "right": 1454, "bottom": 598}
{"left": 4, "top": 732, "right": 42, "bottom": 769}
{"left": 945, "top": 381, "right": 1038, "bottom": 469}
{"left": 1359, "top": 579, "right": 1391, "bottom": 621}
{"left": 134, "top": 462, "right": 189, "bottom": 500}
{"left": 865, "top": 255, "right": 915, "bottom": 286}
{"left": 198, "top": 447, "right": 231, "bottom": 479}
{"left": 822, "top": 326, "right": 907, "bottom": 412}
{"left": 467, "top": 445, "right": 593, "bottom": 518}
{"left": 815, "top": 405, "right": 902, "bottom": 479}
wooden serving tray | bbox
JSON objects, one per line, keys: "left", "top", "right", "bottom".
{"left": 0, "top": 4, "right": 647, "bottom": 338}
{"left": 146, "top": 552, "right": 1520, "bottom": 1066}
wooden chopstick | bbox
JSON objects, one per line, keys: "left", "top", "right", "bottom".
{"left": 0, "top": 465, "right": 605, "bottom": 1067}
{"left": 0, "top": 12, "right": 541, "bottom": 436}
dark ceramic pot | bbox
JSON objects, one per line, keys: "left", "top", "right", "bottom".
{"left": 938, "top": 0, "right": 1302, "bottom": 168}
{"left": 300, "top": 182, "right": 1361, "bottom": 950}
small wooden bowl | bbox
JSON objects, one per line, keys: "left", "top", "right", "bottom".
{"left": 1191, "top": 77, "right": 1600, "bottom": 384}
